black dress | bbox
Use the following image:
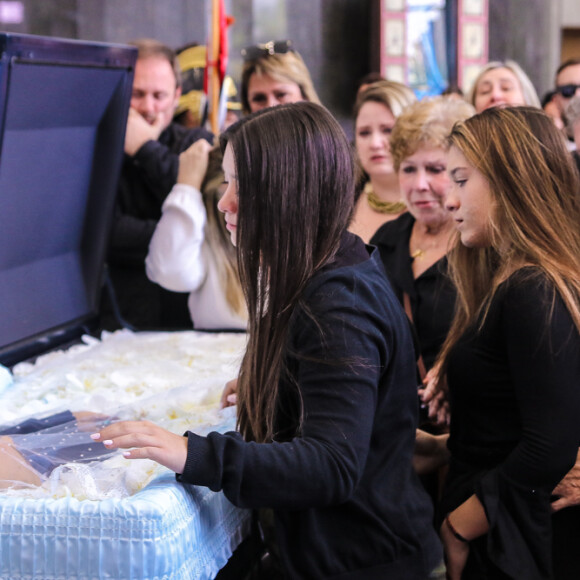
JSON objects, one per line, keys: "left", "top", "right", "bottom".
{"left": 370, "top": 212, "right": 456, "bottom": 371}
{"left": 441, "top": 268, "right": 580, "bottom": 579}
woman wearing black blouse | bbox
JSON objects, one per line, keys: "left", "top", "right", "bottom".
{"left": 370, "top": 97, "right": 474, "bottom": 377}
{"left": 94, "top": 103, "right": 443, "bottom": 579}
{"left": 422, "top": 106, "right": 580, "bottom": 579}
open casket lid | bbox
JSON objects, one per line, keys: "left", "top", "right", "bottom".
{"left": 0, "top": 33, "right": 136, "bottom": 366}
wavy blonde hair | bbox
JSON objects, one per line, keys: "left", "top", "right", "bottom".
{"left": 390, "top": 96, "right": 475, "bottom": 171}
{"left": 466, "top": 60, "right": 541, "bottom": 110}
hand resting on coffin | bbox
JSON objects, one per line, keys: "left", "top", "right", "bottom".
{"left": 91, "top": 375, "right": 238, "bottom": 475}
{"left": 92, "top": 420, "right": 188, "bottom": 475}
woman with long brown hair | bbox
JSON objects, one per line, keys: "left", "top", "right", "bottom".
{"left": 94, "top": 102, "right": 443, "bottom": 578}
{"left": 422, "top": 106, "right": 580, "bottom": 579}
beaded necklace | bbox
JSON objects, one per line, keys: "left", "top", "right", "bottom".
{"left": 364, "top": 182, "right": 406, "bottom": 215}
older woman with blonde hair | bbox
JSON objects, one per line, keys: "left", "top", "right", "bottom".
{"left": 370, "top": 96, "right": 475, "bottom": 377}
{"left": 466, "top": 60, "right": 540, "bottom": 113}
{"left": 350, "top": 80, "right": 417, "bottom": 242}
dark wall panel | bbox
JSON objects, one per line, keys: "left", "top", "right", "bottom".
{"left": 488, "top": 0, "right": 557, "bottom": 98}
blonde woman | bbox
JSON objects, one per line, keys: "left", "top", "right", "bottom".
{"left": 146, "top": 141, "right": 246, "bottom": 330}
{"left": 370, "top": 96, "right": 475, "bottom": 375}
{"left": 466, "top": 60, "right": 540, "bottom": 113}
{"left": 240, "top": 40, "right": 320, "bottom": 113}
{"left": 351, "top": 80, "right": 417, "bottom": 242}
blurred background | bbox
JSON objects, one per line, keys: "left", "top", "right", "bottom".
{"left": 0, "top": 0, "right": 576, "bottom": 135}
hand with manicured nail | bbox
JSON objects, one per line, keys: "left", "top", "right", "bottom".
{"left": 91, "top": 421, "right": 188, "bottom": 474}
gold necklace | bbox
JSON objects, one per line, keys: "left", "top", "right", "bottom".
{"left": 410, "top": 227, "right": 451, "bottom": 260}
{"left": 365, "top": 183, "right": 406, "bottom": 215}
{"left": 411, "top": 248, "right": 427, "bottom": 260}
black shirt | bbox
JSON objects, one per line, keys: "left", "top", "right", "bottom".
{"left": 179, "top": 233, "right": 442, "bottom": 578}
{"left": 442, "top": 268, "right": 580, "bottom": 579}
{"left": 370, "top": 212, "right": 456, "bottom": 371}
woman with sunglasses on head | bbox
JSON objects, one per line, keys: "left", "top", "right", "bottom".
{"left": 240, "top": 40, "right": 320, "bottom": 113}
{"left": 350, "top": 80, "right": 417, "bottom": 243}
{"left": 421, "top": 106, "right": 580, "bottom": 579}
{"left": 95, "top": 102, "right": 444, "bottom": 579}
{"left": 466, "top": 60, "right": 540, "bottom": 113}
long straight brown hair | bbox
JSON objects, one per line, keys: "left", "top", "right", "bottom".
{"left": 438, "top": 106, "right": 580, "bottom": 374}
{"left": 220, "top": 103, "right": 356, "bottom": 442}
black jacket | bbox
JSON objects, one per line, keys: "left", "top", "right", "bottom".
{"left": 101, "top": 123, "right": 213, "bottom": 331}
{"left": 178, "top": 233, "right": 442, "bottom": 579}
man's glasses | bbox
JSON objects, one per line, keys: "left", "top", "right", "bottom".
{"left": 241, "top": 40, "right": 294, "bottom": 61}
{"left": 556, "top": 84, "right": 580, "bottom": 98}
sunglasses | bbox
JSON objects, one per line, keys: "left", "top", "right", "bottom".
{"left": 241, "top": 40, "right": 294, "bottom": 61}
{"left": 556, "top": 84, "right": 580, "bottom": 98}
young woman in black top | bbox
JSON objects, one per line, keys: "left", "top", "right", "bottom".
{"left": 94, "top": 103, "right": 443, "bottom": 579}
{"left": 421, "top": 106, "right": 580, "bottom": 579}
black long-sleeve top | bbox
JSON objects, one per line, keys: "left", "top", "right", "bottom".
{"left": 177, "top": 233, "right": 442, "bottom": 579}
{"left": 441, "top": 267, "right": 580, "bottom": 579}
{"left": 370, "top": 213, "right": 456, "bottom": 371}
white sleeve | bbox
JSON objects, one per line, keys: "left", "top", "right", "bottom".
{"left": 145, "top": 183, "right": 208, "bottom": 292}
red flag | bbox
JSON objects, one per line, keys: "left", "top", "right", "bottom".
{"left": 207, "top": 0, "right": 234, "bottom": 133}
{"left": 218, "top": 1, "right": 231, "bottom": 85}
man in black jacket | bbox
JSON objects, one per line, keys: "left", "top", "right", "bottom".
{"left": 101, "top": 38, "right": 214, "bottom": 331}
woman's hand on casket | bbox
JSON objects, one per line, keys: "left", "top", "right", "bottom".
{"left": 91, "top": 421, "right": 188, "bottom": 474}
